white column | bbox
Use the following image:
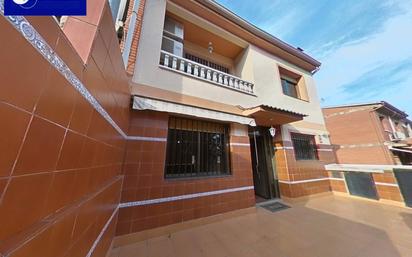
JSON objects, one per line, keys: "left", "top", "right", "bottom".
{"left": 179, "top": 59, "right": 185, "bottom": 72}
{"left": 164, "top": 54, "right": 169, "bottom": 67}
{"left": 223, "top": 76, "right": 228, "bottom": 85}
{"left": 212, "top": 72, "right": 218, "bottom": 82}
{"left": 194, "top": 65, "right": 199, "bottom": 76}
{"left": 218, "top": 74, "right": 223, "bottom": 84}
{"left": 206, "top": 70, "right": 212, "bottom": 80}
{"left": 239, "top": 81, "right": 244, "bottom": 91}
{"left": 187, "top": 63, "right": 192, "bottom": 74}
{"left": 172, "top": 57, "right": 177, "bottom": 69}
{"left": 200, "top": 67, "right": 206, "bottom": 78}
{"left": 229, "top": 78, "right": 234, "bottom": 87}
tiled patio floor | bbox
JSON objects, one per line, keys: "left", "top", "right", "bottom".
{"left": 110, "top": 194, "right": 412, "bottom": 257}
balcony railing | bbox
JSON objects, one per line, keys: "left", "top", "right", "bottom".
{"left": 159, "top": 50, "right": 255, "bottom": 95}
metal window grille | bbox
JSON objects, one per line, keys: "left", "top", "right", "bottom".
{"left": 291, "top": 133, "right": 318, "bottom": 160}
{"left": 165, "top": 117, "right": 231, "bottom": 178}
{"left": 281, "top": 78, "right": 298, "bottom": 98}
{"left": 185, "top": 53, "right": 230, "bottom": 74}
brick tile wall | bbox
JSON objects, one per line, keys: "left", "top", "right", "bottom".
{"left": 0, "top": 3, "right": 130, "bottom": 257}
{"left": 117, "top": 111, "right": 255, "bottom": 235}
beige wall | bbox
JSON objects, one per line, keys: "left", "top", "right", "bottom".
{"left": 133, "top": 0, "right": 328, "bottom": 133}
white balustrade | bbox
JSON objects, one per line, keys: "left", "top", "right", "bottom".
{"left": 206, "top": 70, "right": 212, "bottom": 80}
{"left": 172, "top": 57, "right": 177, "bottom": 69}
{"left": 159, "top": 50, "right": 254, "bottom": 95}
{"left": 212, "top": 72, "right": 218, "bottom": 82}
{"left": 194, "top": 65, "right": 199, "bottom": 76}
{"left": 218, "top": 74, "right": 223, "bottom": 84}
{"left": 200, "top": 67, "right": 206, "bottom": 78}
{"left": 187, "top": 63, "right": 192, "bottom": 74}
{"left": 179, "top": 60, "right": 185, "bottom": 72}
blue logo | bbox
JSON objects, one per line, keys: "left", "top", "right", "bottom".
{"left": 4, "top": 0, "right": 86, "bottom": 16}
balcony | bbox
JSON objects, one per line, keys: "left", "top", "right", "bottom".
{"left": 159, "top": 50, "right": 254, "bottom": 95}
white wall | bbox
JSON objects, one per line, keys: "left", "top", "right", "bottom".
{"left": 133, "top": 0, "right": 327, "bottom": 130}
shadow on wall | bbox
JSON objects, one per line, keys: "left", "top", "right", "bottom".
{"left": 400, "top": 212, "right": 412, "bottom": 231}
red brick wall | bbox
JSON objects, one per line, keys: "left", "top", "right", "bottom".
{"left": 0, "top": 3, "right": 130, "bottom": 257}
{"left": 120, "top": 0, "right": 147, "bottom": 75}
{"left": 323, "top": 107, "right": 394, "bottom": 165}
{"left": 116, "top": 111, "right": 255, "bottom": 235}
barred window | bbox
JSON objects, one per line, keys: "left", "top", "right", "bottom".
{"left": 291, "top": 133, "right": 318, "bottom": 160}
{"left": 165, "top": 117, "right": 230, "bottom": 178}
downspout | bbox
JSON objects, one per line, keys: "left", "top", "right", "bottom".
{"left": 122, "top": 0, "right": 140, "bottom": 68}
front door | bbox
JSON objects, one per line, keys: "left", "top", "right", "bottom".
{"left": 249, "top": 127, "right": 280, "bottom": 199}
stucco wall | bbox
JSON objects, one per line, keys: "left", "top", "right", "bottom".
{"left": 132, "top": 0, "right": 327, "bottom": 127}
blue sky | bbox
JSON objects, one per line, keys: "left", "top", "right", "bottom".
{"left": 217, "top": 0, "right": 412, "bottom": 116}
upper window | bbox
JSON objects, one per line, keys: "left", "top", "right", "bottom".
{"left": 165, "top": 117, "right": 230, "bottom": 178}
{"left": 278, "top": 66, "right": 309, "bottom": 101}
{"left": 291, "top": 133, "right": 318, "bottom": 160}
{"left": 281, "top": 78, "right": 299, "bottom": 98}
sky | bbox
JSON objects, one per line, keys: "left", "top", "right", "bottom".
{"left": 217, "top": 0, "right": 412, "bottom": 116}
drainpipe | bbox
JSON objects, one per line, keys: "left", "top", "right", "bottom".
{"left": 122, "top": 0, "right": 140, "bottom": 68}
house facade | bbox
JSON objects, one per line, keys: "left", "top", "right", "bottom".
{"left": 116, "top": 0, "right": 335, "bottom": 236}
{"left": 0, "top": 0, "right": 335, "bottom": 256}
{"left": 323, "top": 102, "right": 412, "bottom": 207}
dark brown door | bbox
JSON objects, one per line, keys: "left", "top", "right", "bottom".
{"left": 249, "top": 127, "right": 279, "bottom": 199}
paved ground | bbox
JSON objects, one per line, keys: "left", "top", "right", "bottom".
{"left": 110, "top": 194, "right": 412, "bottom": 257}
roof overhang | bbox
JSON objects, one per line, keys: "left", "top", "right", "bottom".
{"left": 169, "top": 0, "right": 321, "bottom": 73}
{"left": 243, "top": 105, "right": 306, "bottom": 126}
{"left": 133, "top": 96, "right": 256, "bottom": 126}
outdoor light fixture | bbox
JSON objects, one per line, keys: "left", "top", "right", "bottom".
{"left": 269, "top": 126, "right": 276, "bottom": 137}
{"left": 208, "top": 42, "right": 214, "bottom": 54}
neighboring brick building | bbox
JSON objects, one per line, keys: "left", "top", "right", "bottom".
{"left": 323, "top": 102, "right": 412, "bottom": 165}
{"left": 323, "top": 102, "right": 412, "bottom": 207}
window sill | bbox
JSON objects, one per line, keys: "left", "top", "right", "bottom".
{"left": 164, "top": 174, "right": 232, "bottom": 182}
{"left": 282, "top": 93, "right": 310, "bottom": 103}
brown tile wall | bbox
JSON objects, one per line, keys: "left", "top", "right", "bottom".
{"left": 280, "top": 180, "right": 331, "bottom": 198}
{"left": 0, "top": 2, "right": 131, "bottom": 257}
{"left": 116, "top": 111, "right": 255, "bottom": 236}
{"left": 327, "top": 171, "right": 403, "bottom": 203}
{"left": 373, "top": 172, "right": 403, "bottom": 202}
{"left": 329, "top": 180, "right": 347, "bottom": 193}
{"left": 273, "top": 128, "right": 335, "bottom": 198}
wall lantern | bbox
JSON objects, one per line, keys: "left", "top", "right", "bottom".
{"left": 269, "top": 126, "right": 276, "bottom": 137}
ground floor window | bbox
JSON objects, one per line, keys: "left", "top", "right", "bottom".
{"left": 165, "top": 117, "right": 230, "bottom": 178}
{"left": 291, "top": 133, "right": 318, "bottom": 160}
